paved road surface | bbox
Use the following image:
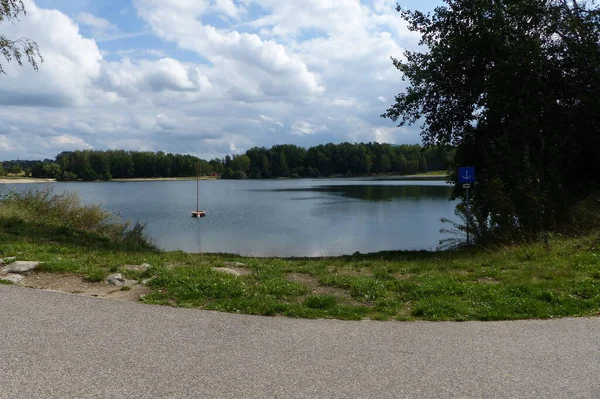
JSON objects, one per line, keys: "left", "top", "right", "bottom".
{"left": 1, "top": 285, "right": 599, "bottom": 398}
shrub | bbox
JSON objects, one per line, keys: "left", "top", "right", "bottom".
{"left": 232, "top": 170, "right": 246, "bottom": 180}
{"left": 0, "top": 188, "right": 156, "bottom": 251}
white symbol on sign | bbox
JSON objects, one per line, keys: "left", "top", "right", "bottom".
{"left": 462, "top": 171, "right": 473, "bottom": 181}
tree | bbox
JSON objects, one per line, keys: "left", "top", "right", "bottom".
{"left": 0, "top": 0, "right": 43, "bottom": 74}
{"left": 221, "top": 168, "right": 234, "bottom": 179}
{"left": 10, "top": 164, "right": 21, "bottom": 175}
{"left": 231, "top": 154, "right": 251, "bottom": 174}
{"left": 43, "top": 162, "right": 62, "bottom": 179}
{"left": 383, "top": 0, "right": 600, "bottom": 241}
{"left": 375, "top": 154, "right": 392, "bottom": 173}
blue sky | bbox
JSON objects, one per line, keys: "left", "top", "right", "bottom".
{"left": 0, "top": 0, "right": 443, "bottom": 160}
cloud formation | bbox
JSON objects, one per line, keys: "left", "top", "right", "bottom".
{"left": 0, "top": 0, "right": 424, "bottom": 161}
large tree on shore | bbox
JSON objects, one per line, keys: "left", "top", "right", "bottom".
{"left": 383, "top": 0, "right": 600, "bottom": 242}
{"left": 1, "top": 0, "right": 42, "bottom": 74}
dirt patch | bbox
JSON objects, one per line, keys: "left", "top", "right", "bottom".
{"left": 287, "top": 273, "right": 350, "bottom": 297}
{"left": 17, "top": 272, "right": 150, "bottom": 301}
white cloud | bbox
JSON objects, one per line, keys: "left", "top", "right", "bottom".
{"left": 214, "top": 0, "right": 241, "bottom": 20}
{"left": 0, "top": 0, "right": 424, "bottom": 161}
{"left": 291, "top": 121, "right": 328, "bottom": 136}
{"left": 134, "top": 0, "right": 324, "bottom": 100}
{"left": 260, "top": 115, "right": 284, "bottom": 128}
{"left": 50, "top": 135, "right": 92, "bottom": 148}
{"left": 77, "top": 12, "right": 117, "bottom": 34}
{"left": 155, "top": 114, "right": 178, "bottom": 130}
{"left": 99, "top": 57, "right": 212, "bottom": 95}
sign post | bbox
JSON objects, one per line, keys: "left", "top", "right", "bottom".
{"left": 458, "top": 167, "right": 476, "bottom": 246}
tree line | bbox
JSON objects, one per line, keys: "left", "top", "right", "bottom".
{"left": 2, "top": 143, "right": 452, "bottom": 181}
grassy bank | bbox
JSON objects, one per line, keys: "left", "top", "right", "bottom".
{"left": 1, "top": 189, "right": 599, "bottom": 321}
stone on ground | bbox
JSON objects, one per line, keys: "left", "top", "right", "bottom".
{"left": 223, "top": 261, "right": 247, "bottom": 267}
{"left": 105, "top": 273, "right": 138, "bottom": 287}
{"left": 106, "top": 273, "right": 126, "bottom": 286}
{"left": 3, "top": 261, "right": 40, "bottom": 273}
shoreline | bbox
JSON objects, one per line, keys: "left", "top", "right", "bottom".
{"left": 0, "top": 178, "right": 56, "bottom": 184}
{"left": 0, "top": 173, "right": 447, "bottom": 184}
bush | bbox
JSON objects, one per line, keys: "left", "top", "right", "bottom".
{"left": 0, "top": 188, "right": 156, "bottom": 251}
{"left": 232, "top": 170, "right": 246, "bottom": 180}
{"left": 57, "top": 171, "right": 78, "bottom": 181}
{"left": 221, "top": 168, "right": 234, "bottom": 179}
{"left": 569, "top": 193, "right": 600, "bottom": 234}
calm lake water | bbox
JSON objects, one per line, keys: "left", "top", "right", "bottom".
{"left": 3, "top": 179, "right": 457, "bottom": 257}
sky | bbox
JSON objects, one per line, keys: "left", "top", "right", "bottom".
{"left": 0, "top": 0, "right": 442, "bottom": 161}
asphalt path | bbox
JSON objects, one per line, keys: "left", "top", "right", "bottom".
{"left": 1, "top": 285, "right": 599, "bottom": 398}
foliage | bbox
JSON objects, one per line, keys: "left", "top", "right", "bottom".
{"left": 5, "top": 143, "right": 452, "bottom": 182}
{"left": 569, "top": 192, "right": 600, "bottom": 234}
{"left": 0, "top": 188, "right": 156, "bottom": 251}
{"left": 221, "top": 168, "right": 234, "bottom": 179}
{"left": 384, "top": 0, "right": 600, "bottom": 243}
{"left": 243, "top": 142, "right": 451, "bottom": 178}
{"left": 232, "top": 170, "right": 246, "bottom": 180}
{"left": 0, "top": 0, "right": 43, "bottom": 74}
{"left": 9, "top": 164, "right": 21, "bottom": 175}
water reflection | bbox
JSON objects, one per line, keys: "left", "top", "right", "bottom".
{"left": 276, "top": 185, "right": 453, "bottom": 202}
{"left": 2, "top": 180, "right": 457, "bottom": 256}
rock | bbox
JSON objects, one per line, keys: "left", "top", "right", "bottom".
{"left": 105, "top": 273, "right": 126, "bottom": 286}
{"left": 1, "top": 257, "right": 17, "bottom": 264}
{"left": 141, "top": 278, "right": 154, "bottom": 285}
{"left": 3, "top": 261, "right": 40, "bottom": 273}
{"left": 212, "top": 267, "right": 243, "bottom": 276}
{"left": 223, "top": 261, "right": 247, "bottom": 268}
{"left": 0, "top": 274, "right": 23, "bottom": 284}
{"left": 105, "top": 273, "right": 138, "bottom": 287}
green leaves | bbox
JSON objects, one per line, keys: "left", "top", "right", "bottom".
{"left": 384, "top": 0, "right": 600, "bottom": 243}
{"left": 0, "top": 0, "right": 42, "bottom": 74}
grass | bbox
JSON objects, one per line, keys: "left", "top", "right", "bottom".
{"left": 1, "top": 188, "right": 599, "bottom": 321}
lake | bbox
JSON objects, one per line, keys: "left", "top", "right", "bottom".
{"left": 2, "top": 179, "right": 457, "bottom": 257}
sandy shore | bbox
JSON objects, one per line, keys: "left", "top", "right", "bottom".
{"left": 0, "top": 177, "right": 219, "bottom": 184}
{"left": 111, "top": 177, "right": 218, "bottom": 182}
{"left": 0, "top": 178, "right": 56, "bottom": 184}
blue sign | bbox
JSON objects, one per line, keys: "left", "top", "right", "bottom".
{"left": 458, "top": 167, "right": 476, "bottom": 183}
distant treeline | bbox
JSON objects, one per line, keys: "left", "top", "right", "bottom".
{"left": 4, "top": 143, "right": 453, "bottom": 181}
